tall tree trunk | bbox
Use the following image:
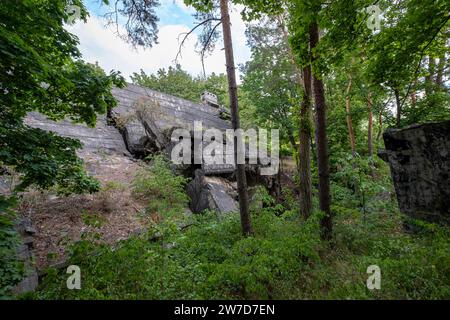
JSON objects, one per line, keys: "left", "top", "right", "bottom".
{"left": 367, "top": 91, "right": 374, "bottom": 158}
{"left": 287, "top": 130, "right": 300, "bottom": 170}
{"left": 220, "top": 0, "right": 252, "bottom": 235}
{"left": 376, "top": 107, "right": 383, "bottom": 141}
{"left": 299, "top": 65, "right": 313, "bottom": 219}
{"left": 345, "top": 75, "right": 356, "bottom": 156}
{"left": 429, "top": 56, "right": 436, "bottom": 82}
{"left": 411, "top": 79, "right": 418, "bottom": 107}
{"left": 436, "top": 55, "right": 445, "bottom": 88}
{"left": 425, "top": 56, "right": 436, "bottom": 97}
{"left": 310, "top": 22, "right": 332, "bottom": 241}
{"left": 277, "top": 15, "right": 312, "bottom": 219}
{"left": 287, "top": 131, "right": 296, "bottom": 153}
{"left": 394, "top": 88, "right": 401, "bottom": 127}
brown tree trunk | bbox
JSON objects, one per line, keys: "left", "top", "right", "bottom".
{"left": 345, "top": 75, "right": 356, "bottom": 156}
{"left": 287, "top": 131, "right": 297, "bottom": 153}
{"left": 287, "top": 130, "right": 300, "bottom": 170}
{"left": 411, "top": 79, "right": 418, "bottom": 107}
{"left": 220, "top": 0, "right": 252, "bottom": 235}
{"left": 436, "top": 55, "right": 445, "bottom": 88}
{"left": 299, "top": 65, "right": 313, "bottom": 219}
{"left": 411, "top": 91, "right": 417, "bottom": 107}
{"left": 376, "top": 107, "right": 383, "bottom": 141}
{"left": 367, "top": 91, "right": 374, "bottom": 158}
{"left": 429, "top": 56, "right": 436, "bottom": 83}
{"left": 277, "top": 15, "right": 312, "bottom": 219}
{"left": 425, "top": 56, "right": 436, "bottom": 97}
{"left": 411, "top": 86, "right": 417, "bottom": 107}
{"left": 395, "top": 88, "right": 401, "bottom": 127}
{"left": 310, "top": 22, "right": 332, "bottom": 241}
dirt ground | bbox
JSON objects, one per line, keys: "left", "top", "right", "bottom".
{"left": 17, "top": 153, "right": 150, "bottom": 270}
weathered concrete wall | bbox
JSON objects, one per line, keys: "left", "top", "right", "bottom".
{"left": 25, "top": 83, "right": 232, "bottom": 157}
{"left": 111, "top": 84, "right": 231, "bottom": 158}
{"left": 24, "top": 112, "right": 130, "bottom": 158}
{"left": 23, "top": 84, "right": 238, "bottom": 214}
{"left": 380, "top": 120, "right": 450, "bottom": 225}
{"left": 111, "top": 84, "right": 231, "bottom": 131}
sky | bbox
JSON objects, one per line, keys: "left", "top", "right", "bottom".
{"left": 66, "top": 0, "right": 252, "bottom": 82}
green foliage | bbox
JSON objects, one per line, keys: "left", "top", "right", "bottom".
{"left": 131, "top": 65, "right": 230, "bottom": 106}
{"left": 32, "top": 190, "right": 450, "bottom": 300}
{"left": 132, "top": 155, "right": 190, "bottom": 219}
{"left": 32, "top": 208, "right": 324, "bottom": 299}
{"left": 0, "top": 125, "right": 100, "bottom": 194}
{"left": 0, "top": 0, "right": 125, "bottom": 195}
{"left": 0, "top": 196, "right": 24, "bottom": 299}
{"left": 29, "top": 147, "right": 450, "bottom": 300}
{"left": 81, "top": 212, "right": 106, "bottom": 229}
{"left": 240, "top": 19, "right": 299, "bottom": 151}
{"left": 330, "top": 211, "right": 450, "bottom": 299}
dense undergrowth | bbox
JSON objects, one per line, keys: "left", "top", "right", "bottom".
{"left": 18, "top": 155, "right": 449, "bottom": 300}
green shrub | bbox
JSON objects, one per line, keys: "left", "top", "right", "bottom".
{"left": 132, "top": 154, "right": 189, "bottom": 220}
{"left": 0, "top": 196, "right": 25, "bottom": 299}
{"left": 30, "top": 155, "right": 450, "bottom": 300}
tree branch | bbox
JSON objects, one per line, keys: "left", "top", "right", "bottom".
{"left": 200, "top": 21, "right": 223, "bottom": 78}
{"left": 174, "top": 18, "right": 221, "bottom": 63}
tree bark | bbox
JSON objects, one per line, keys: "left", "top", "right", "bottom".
{"left": 411, "top": 79, "right": 417, "bottom": 107}
{"left": 367, "top": 91, "right": 374, "bottom": 158}
{"left": 394, "top": 88, "right": 401, "bottom": 127}
{"left": 436, "top": 55, "right": 445, "bottom": 88}
{"left": 310, "top": 22, "right": 332, "bottom": 241}
{"left": 299, "top": 65, "right": 313, "bottom": 219}
{"left": 376, "top": 107, "right": 383, "bottom": 141}
{"left": 429, "top": 56, "right": 436, "bottom": 83}
{"left": 345, "top": 75, "right": 356, "bottom": 156}
{"left": 425, "top": 56, "right": 436, "bottom": 97}
{"left": 220, "top": 0, "right": 252, "bottom": 235}
{"left": 277, "top": 15, "right": 312, "bottom": 219}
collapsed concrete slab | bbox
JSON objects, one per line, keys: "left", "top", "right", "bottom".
{"left": 187, "top": 170, "right": 238, "bottom": 214}
{"left": 380, "top": 120, "right": 450, "bottom": 225}
{"left": 23, "top": 84, "right": 245, "bottom": 215}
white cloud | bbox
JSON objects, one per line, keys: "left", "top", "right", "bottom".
{"left": 160, "top": 0, "right": 195, "bottom": 14}
{"left": 66, "top": 4, "right": 250, "bottom": 81}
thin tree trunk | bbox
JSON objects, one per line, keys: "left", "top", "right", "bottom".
{"left": 395, "top": 89, "right": 401, "bottom": 127}
{"left": 367, "top": 91, "right": 374, "bottom": 158}
{"left": 411, "top": 86, "right": 417, "bottom": 108}
{"left": 287, "top": 130, "right": 300, "bottom": 169}
{"left": 436, "top": 55, "right": 445, "bottom": 88}
{"left": 288, "top": 131, "right": 296, "bottom": 153}
{"left": 429, "top": 56, "right": 436, "bottom": 83}
{"left": 376, "top": 107, "right": 383, "bottom": 141}
{"left": 310, "top": 22, "right": 332, "bottom": 241}
{"left": 220, "top": 0, "right": 252, "bottom": 235}
{"left": 277, "top": 15, "right": 312, "bottom": 219}
{"left": 411, "top": 91, "right": 417, "bottom": 107}
{"left": 277, "top": 15, "right": 303, "bottom": 87}
{"left": 345, "top": 75, "right": 356, "bottom": 156}
{"left": 411, "top": 79, "right": 417, "bottom": 107}
{"left": 425, "top": 56, "right": 436, "bottom": 97}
